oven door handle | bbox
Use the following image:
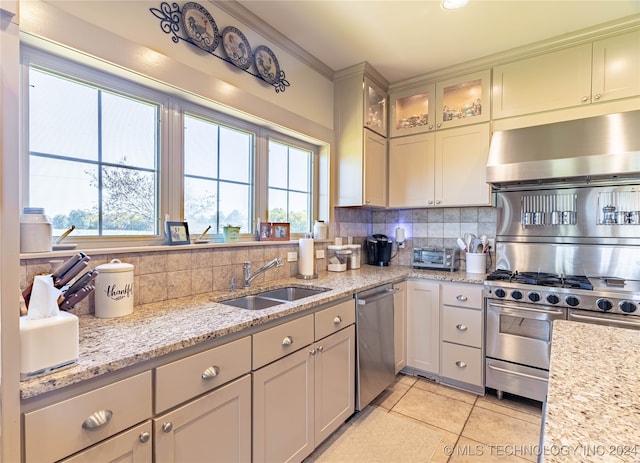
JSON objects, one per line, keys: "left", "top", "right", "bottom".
{"left": 487, "top": 364, "right": 548, "bottom": 382}
{"left": 490, "top": 303, "right": 565, "bottom": 317}
{"left": 570, "top": 312, "right": 640, "bottom": 328}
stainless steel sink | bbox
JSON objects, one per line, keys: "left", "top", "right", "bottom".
{"left": 221, "top": 295, "right": 283, "bottom": 310}
{"left": 256, "top": 286, "right": 330, "bottom": 301}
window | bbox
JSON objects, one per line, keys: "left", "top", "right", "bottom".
{"left": 27, "top": 66, "right": 160, "bottom": 237}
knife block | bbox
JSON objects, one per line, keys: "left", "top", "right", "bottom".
{"left": 20, "top": 312, "right": 79, "bottom": 380}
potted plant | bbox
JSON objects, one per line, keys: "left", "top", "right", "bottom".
{"left": 222, "top": 224, "right": 241, "bottom": 243}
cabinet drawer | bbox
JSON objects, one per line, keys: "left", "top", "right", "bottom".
{"left": 253, "top": 314, "right": 314, "bottom": 369}
{"left": 315, "top": 299, "right": 355, "bottom": 340}
{"left": 155, "top": 336, "right": 251, "bottom": 412}
{"left": 442, "top": 306, "right": 482, "bottom": 348}
{"left": 24, "top": 371, "right": 152, "bottom": 463}
{"left": 442, "top": 283, "right": 483, "bottom": 308}
{"left": 441, "top": 343, "right": 482, "bottom": 386}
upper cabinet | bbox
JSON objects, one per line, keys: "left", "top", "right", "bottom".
{"left": 334, "top": 63, "right": 389, "bottom": 207}
{"left": 389, "top": 70, "right": 490, "bottom": 137}
{"left": 493, "top": 30, "right": 640, "bottom": 119}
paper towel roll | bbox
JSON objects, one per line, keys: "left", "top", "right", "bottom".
{"left": 298, "top": 238, "right": 315, "bottom": 276}
{"left": 396, "top": 227, "right": 405, "bottom": 243}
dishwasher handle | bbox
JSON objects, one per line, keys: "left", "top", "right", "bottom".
{"left": 357, "top": 288, "right": 398, "bottom": 305}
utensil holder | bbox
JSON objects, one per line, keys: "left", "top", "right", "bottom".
{"left": 466, "top": 252, "right": 487, "bottom": 274}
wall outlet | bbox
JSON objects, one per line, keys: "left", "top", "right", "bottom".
{"left": 287, "top": 252, "right": 298, "bottom": 262}
{"left": 316, "top": 250, "right": 325, "bottom": 259}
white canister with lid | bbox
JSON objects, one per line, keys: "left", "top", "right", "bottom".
{"left": 313, "top": 220, "right": 328, "bottom": 240}
{"left": 20, "top": 207, "right": 53, "bottom": 253}
{"left": 94, "top": 259, "right": 134, "bottom": 318}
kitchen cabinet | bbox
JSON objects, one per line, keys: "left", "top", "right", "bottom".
{"left": 405, "top": 280, "right": 440, "bottom": 376}
{"left": 493, "top": 30, "right": 640, "bottom": 119}
{"left": 389, "top": 70, "right": 490, "bottom": 137}
{"left": 252, "top": 299, "right": 356, "bottom": 462}
{"left": 334, "top": 64, "right": 389, "bottom": 207}
{"left": 388, "top": 123, "right": 491, "bottom": 208}
{"left": 440, "top": 282, "right": 484, "bottom": 394}
{"left": 393, "top": 281, "right": 407, "bottom": 373}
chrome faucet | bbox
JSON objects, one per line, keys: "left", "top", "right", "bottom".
{"left": 243, "top": 258, "right": 284, "bottom": 288}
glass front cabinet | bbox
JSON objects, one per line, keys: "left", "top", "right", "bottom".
{"left": 364, "top": 78, "right": 387, "bottom": 137}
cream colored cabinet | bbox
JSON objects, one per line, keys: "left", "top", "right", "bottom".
{"left": 493, "top": 30, "right": 640, "bottom": 119}
{"left": 393, "top": 281, "right": 407, "bottom": 373}
{"left": 154, "top": 375, "right": 251, "bottom": 463}
{"left": 440, "top": 283, "right": 484, "bottom": 394}
{"left": 405, "top": 280, "right": 440, "bottom": 376}
{"left": 389, "top": 123, "right": 491, "bottom": 208}
{"left": 335, "top": 64, "right": 389, "bottom": 207}
{"left": 389, "top": 84, "right": 436, "bottom": 137}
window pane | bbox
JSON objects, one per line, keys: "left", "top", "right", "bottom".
{"left": 268, "top": 141, "right": 288, "bottom": 189}
{"left": 184, "top": 115, "right": 218, "bottom": 178}
{"left": 289, "top": 147, "right": 310, "bottom": 192}
{"left": 289, "top": 191, "right": 310, "bottom": 233}
{"left": 219, "top": 126, "right": 251, "bottom": 183}
{"left": 184, "top": 177, "right": 218, "bottom": 235}
{"left": 219, "top": 182, "right": 250, "bottom": 232}
{"left": 268, "top": 188, "right": 287, "bottom": 222}
{"left": 102, "top": 166, "right": 156, "bottom": 235}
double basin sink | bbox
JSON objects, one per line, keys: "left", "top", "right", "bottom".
{"left": 221, "top": 286, "right": 330, "bottom": 310}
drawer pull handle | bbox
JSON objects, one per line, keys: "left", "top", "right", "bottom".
{"left": 456, "top": 324, "right": 468, "bottom": 331}
{"left": 82, "top": 409, "right": 113, "bottom": 430}
{"left": 282, "top": 336, "right": 293, "bottom": 346}
{"left": 456, "top": 295, "right": 468, "bottom": 302}
{"left": 333, "top": 316, "right": 342, "bottom": 324}
{"left": 455, "top": 361, "right": 467, "bottom": 368}
{"left": 162, "top": 422, "right": 173, "bottom": 433}
{"left": 139, "top": 432, "right": 151, "bottom": 443}
{"left": 201, "top": 365, "right": 220, "bottom": 380}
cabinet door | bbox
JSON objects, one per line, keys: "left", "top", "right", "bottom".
{"left": 253, "top": 347, "right": 315, "bottom": 463}
{"left": 436, "top": 70, "right": 491, "bottom": 129}
{"left": 493, "top": 44, "right": 592, "bottom": 118}
{"left": 315, "top": 325, "right": 355, "bottom": 444}
{"left": 406, "top": 280, "right": 440, "bottom": 375}
{"left": 364, "top": 77, "right": 387, "bottom": 136}
{"left": 60, "top": 422, "right": 152, "bottom": 463}
{"left": 435, "top": 123, "right": 491, "bottom": 207}
{"left": 389, "top": 84, "right": 436, "bottom": 137}
{"left": 154, "top": 375, "right": 251, "bottom": 463}
{"left": 592, "top": 31, "right": 640, "bottom": 103}
{"left": 393, "top": 281, "right": 407, "bottom": 373}
{"left": 363, "top": 129, "right": 387, "bottom": 207}
{"left": 388, "top": 132, "right": 435, "bottom": 208}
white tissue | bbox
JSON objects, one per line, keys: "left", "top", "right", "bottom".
{"left": 299, "top": 237, "right": 315, "bottom": 276}
{"left": 27, "top": 275, "right": 61, "bottom": 320}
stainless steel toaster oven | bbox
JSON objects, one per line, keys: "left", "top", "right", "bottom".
{"left": 412, "top": 247, "right": 459, "bottom": 271}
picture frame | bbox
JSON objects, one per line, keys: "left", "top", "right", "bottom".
{"left": 271, "top": 222, "right": 290, "bottom": 241}
{"left": 165, "top": 221, "right": 190, "bottom": 245}
{"left": 258, "top": 223, "right": 273, "bottom": 241}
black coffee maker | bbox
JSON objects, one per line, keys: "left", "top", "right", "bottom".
{"left": 366, "top": 234, "right": 392, "bottom": 266}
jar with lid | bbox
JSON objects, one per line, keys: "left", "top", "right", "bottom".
{"left": 345, "top": 244, "right": 361, "bottom": 269}
{"left": 313, "top": 220, "right": 328, "bottom": 240}
{"left": 327, "top": 245, "right": 351, "bottom": 272}
{"left": 94, "top": 259, "right": 134, "bottom": 318}
{"left": 20, "top": 207, "right": 52, "bottom": 253}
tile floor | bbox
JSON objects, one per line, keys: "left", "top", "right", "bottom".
{"left": 315, "top": 373, "right": 544, "bottom": 462}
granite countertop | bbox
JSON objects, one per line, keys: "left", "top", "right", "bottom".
{"left": 542, "top": 321, "right": 640, "bottom": 463}
{"left": 20, "top": 266, "right": 486, "bottom": 400}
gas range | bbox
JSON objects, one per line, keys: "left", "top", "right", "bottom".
{"left": 484, "top": 270, "right": 640, "bottom": 316}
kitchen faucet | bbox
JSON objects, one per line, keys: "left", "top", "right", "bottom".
{"left": 244, "top": 258, "right": 284, "bottom": 288}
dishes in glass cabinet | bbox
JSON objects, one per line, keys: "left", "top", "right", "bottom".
{"left": 253, "top": 45, "right": 280, "bottom": 84}
{"left": 221, "top": 26, "right": 252, "bottom": 70}
{"left": 181, "top": 2, "right": 220, "bottom": 52}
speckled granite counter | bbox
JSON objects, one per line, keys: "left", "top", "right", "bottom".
{"left": 542, "top": 321, "right": 640, "bottom": 463}
{"left": 20, "top": 266, "right": 486, "bottom": 400}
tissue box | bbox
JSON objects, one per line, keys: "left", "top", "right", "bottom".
{"left": 20, "top": 312, "right": 79, "bottom": 380}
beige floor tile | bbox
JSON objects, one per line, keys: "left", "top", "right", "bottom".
{"left": 388, "top": 410, "right": 459, "bottom": 463}
{"left": 448, "top": 437, "right": 533, "bottom": 463}
{"left": 475, "top": 393, "right": 542, "bottom": 425}
{"left": 396, "top": 373, "right": 418, "bottom": 387}
{"left": 371, "top": 379, "right": 412, "bottom": 410}
{"left": 461, "top": 407, "right": 541, "bottom": 462}
{"left": 412, "top": 377, "right": 479, "bottom": 405}
{"left": 392, "top": 387, "right": 474, "bottom": 435}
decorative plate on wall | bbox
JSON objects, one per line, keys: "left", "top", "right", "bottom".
{"left": 181, "top": 2, "right": 220, "bottom": 52}
{"left": 221, "top": 26, "right": 252, "bottom": 70}
{"left": 253, "top": 45, "right": 280, "bottom": 85}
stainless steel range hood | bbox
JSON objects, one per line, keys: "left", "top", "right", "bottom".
{"left": 487, "top": 110, "right": 640, "bottom": 188}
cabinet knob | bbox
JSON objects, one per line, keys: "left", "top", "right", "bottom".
{"left": 455, "top": 361, "right": 467, "bottom": 368}
{"left": 456, "top": 324, "right": 468, "bottom": 331}
{"left": 81, "top": 409, "right": 113, "bottom": 430}
{"left": 317, "top": 345, "right": 324, "bottom": 353}
{"left": 365, "top": 199, "right": 371, "bottom": 204}
{"left": 282, "top": 336, "right": 293, "bottom": 346}
{"left": 594, "top": 93, "right": 601, "bottom": 100}
{"left": 436, "top": 123, "right": 442, "bottom": 128}
{"left": 456, "top": 295, "right": 468, "bottom": 302}
{"left": 428, "top": 200, "right": 434, "bottom": 205}
{"left": 435, "top": 200, "right": 441, "bottom": 204}
{"left": 581, "top": 96, "right": 589, "bottom": 102}
{"left": 428, "top": 125, "right": 434, "bottom": 130}
{"left": 162, "top": 422, "right": 173, "bottom": 433}
{"left": 309, "top": 348, "right": 316, "bottom": 355}
{"left": 333, "top": 316, "right": 342, "bottom": 324}
{"left": 139, "top": 432, "right": 151, "bottom": 444}
{"left": 201, "top": 365, "right": 220, "bottom": 380}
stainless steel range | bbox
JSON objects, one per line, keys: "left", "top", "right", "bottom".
{"left": 484, "top": 110, "right": 640, "bottom": 402}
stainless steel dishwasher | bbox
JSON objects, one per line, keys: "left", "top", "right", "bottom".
{"left": 355, "top": 284, "right": 396, "bottom": 411}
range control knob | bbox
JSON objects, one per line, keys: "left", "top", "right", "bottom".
{"left": 565, "top": 296, "right": 580, "bottom": 307}
{"left": 495, "top": 288, "right": 506, "bottom": 298}
{"left": 528, "top": 292, "right": 541, "bottom": 302}
{"left": 596, "top": 298, "right": 613, "bottom": 312}
{"left": 619, "top": 301, "right": 637, "bottom": 313}
{"left": 546, "top": 294, "right": 560, "bottom": 305}
{"left": 511, "top": 290, "right": 523, "bottom": 300}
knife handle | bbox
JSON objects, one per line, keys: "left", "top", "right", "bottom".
{"left": 56, "top": 260, "right": 89, "bottom": 288}
{"left": 52, "top": 253, "right": 87, "bottom": 281}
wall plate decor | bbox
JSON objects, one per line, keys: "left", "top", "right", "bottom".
{"left": 150, "top": 2, "right": 290, "bottom": 93}
{"left": 221, "top": 26, "right": 252, "bottom": 70}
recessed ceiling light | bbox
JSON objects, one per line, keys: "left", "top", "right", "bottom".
{"left": 441, "top": 0, "right": 469, "bottom": 10}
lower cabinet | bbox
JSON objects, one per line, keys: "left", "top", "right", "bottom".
{"left": 406, "top": 279, "right": 440, "bottom": 376}
{"left": 393, "top": 281, "right": 407, "bottom": 373}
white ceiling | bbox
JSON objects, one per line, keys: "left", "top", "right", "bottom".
{"left": 236, "top": 0, "right": 640, "bottom": 84}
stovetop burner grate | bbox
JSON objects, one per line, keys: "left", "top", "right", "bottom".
{"left": 486, "top": 269, "right": 593, "bottom": 290}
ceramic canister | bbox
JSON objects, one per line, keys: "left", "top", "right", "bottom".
{"left": 94, "top": 259, "right": 134, "bottom": 318}
{"left": 20, "top": 207, "right": 52, "bottom": 253}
